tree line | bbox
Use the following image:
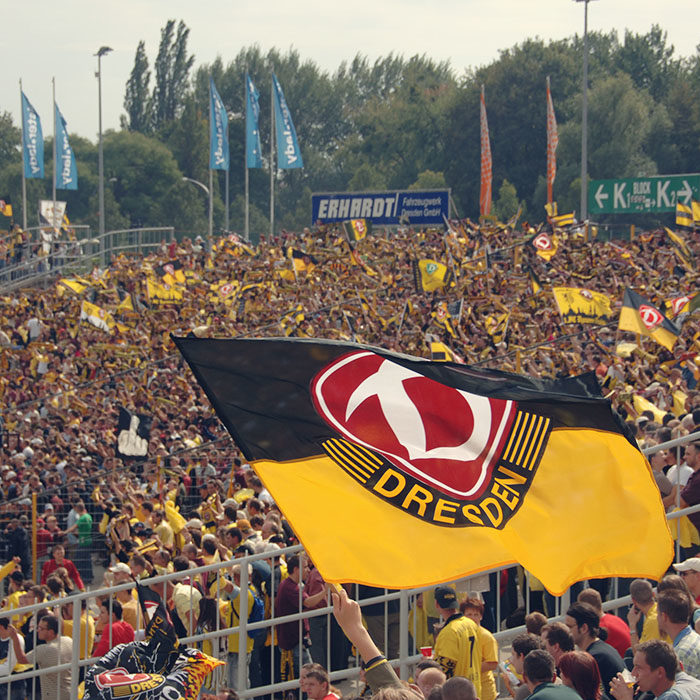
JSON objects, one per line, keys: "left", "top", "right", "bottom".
{"left": 1, "top": 20, "right": 699, "bottom": 239}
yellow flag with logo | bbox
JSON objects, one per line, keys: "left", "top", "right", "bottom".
{"left": 414, "top": 259, "right": 450, "bottom": 292}
{"left": 174, "top": 336, "right": 673, "bottom": 595}
{"left": 618, "top": 289, "right": 680, "bottom": 351}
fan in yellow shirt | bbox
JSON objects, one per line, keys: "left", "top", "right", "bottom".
{"left": 433, "top": 586, "right": 482, "bottom": 696}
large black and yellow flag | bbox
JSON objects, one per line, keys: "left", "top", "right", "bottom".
{"left": 173, "top": 336, "right": 672, "bottom": 594}
{"left": 618, "top": 288, "right": 681, "bottom": 351}
{"left": 552, "top": 287, "right": 613, "bottom": 325}
{"left": 413, "top": 259, "right": 451, "bottom": 292}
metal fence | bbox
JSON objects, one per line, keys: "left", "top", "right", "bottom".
{"left": 4, "top": 429, "right": 699, "bottom": 699}
{"left": 0, "top": 226, "right": 174, "bottom": 292}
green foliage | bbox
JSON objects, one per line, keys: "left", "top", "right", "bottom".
{"left": 122, "top": 40, "right": 153, "bottom": 133}
{"left": 103, "top": 130, "right": 184, "bottom": 226}
{"left": 409, "top": 170, "right": 447, "bottom": 190}
{"left": 152, "top": 20, "right": 195, "bottom": 130}
{"left": 0, "top": 111, "right": 20, "bottom": 171}
{"left": 492, "top": 179, "right": 523, "bottom": 222}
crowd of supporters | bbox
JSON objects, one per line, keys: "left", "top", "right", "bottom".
{"left": 0, "top": 217, "right": 698, "bottom": 699}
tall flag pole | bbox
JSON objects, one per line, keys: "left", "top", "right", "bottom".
{"left": 546, "top": 76, "right": 559, "bottom": 205}
{"left": 245, "top": 72, "right": 263, "bottom": 241}
{"left": 52, "top": 78, "right": 57, "bottom": 224}
{"left": 479, "top": 85, "right": 492, "bottom": 218}
{"left": 21, "top": 86, "right": 44, "bottom": 231}
{"left": 209, "top": 77, "right": 229, "bottom": 235}
{"left": 19, "top": 79, "right": 27, "bottom": 230}
{"left": 269, "top": 73, "right": 275, "bottom": 238}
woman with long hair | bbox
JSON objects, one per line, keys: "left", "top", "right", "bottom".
{"left": 558, "top": 651, "right": 602, "bottom": 700}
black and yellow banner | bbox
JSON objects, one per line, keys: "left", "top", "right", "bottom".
{"left": 346, "top": 218, "right": 370, "bottom": 241}
{"left": 288, "top": 247, "right": 319, "bottom": 273}
{"left": 664, "top": 227, "right": 694, "bottom": 270}
{"left": 675, "top": 201, "right": 698, "bottom": 228}
{"left": 552, "top": 287, "right": 613, "bottom": 325}
{"left": 618, "top": 288, "right": 681, "bottom": 351}
{"left": 413, "top": 259, "right": 450, "bottom": 292}
{"left": 146, "top": 277, "right": 184, "bottom": 304}
{"left": 551, "top": 212, "right": 575, "bottom": 228}
{"left": 154, "top": 260, "right": 186, "bottom": 286}
{"left": 80, "top": 300, "right": 116, "bottom": 332}
{"left": 174, "top": 336, "right": 672, "bottom": 595}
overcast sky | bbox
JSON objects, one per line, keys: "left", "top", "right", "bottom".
{"left": 3, "top": 0, "right": 698, "bottom": 141}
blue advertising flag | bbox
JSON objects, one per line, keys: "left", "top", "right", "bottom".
{"left": 272, "top": 73, "right": 303, "bottom": 169}
{"left": 245, "top": 73, "right": 263, "bottom": 169}
{"left": 55, "top": 104, "right": 78, "bottom": 190}
{"left": 209, "top": 78, "right": 229, "bottom": 171}
{"left": 21, "top": 92, "right": 44, "bottom": 179}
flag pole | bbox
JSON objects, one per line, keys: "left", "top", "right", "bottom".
{"left": 270, "top": 72, "right": 275, "bottom": 238}
{"left": 244, "top": 68, "right": 250, "bottom": 242}
{"left": 207, "top": 80, "right": 214, "bottom": 240}
{"left": 225, "top": 167, "right": 229, "bottom": 234}
{"left": 52, "top": 77, "right": 57, "bottom": 232}
{"left": 20, "top": 79, "right": 27, "bottom": 231}
{"left": 208, "top": 169, "right": 213, "bottom": 239}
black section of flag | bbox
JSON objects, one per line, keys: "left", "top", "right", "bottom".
{"left": 172, "top": 336, "right": 630, "bottom": 465}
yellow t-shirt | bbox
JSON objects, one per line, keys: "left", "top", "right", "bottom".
{"left": 640, "top": 601, "right": 672, "bottom": 644}
{"left": 155, "top": 521, "right": 174, "bottom": 548}
{"left": 477, "top": 625, "right": 498, "bottom": 700}
{"left": 220, "top": 588, "right": 256, "bottom": 654}
{"left": 62, "top": 613, "right": 96, "bottom": 660}
{"left": 434, "top": 614, "right": 482, "bottom": 696}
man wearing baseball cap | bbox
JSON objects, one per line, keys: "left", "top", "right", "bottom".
{"left": 433, "top": 585, "right": 482, "bottom": 696}
{"left": 673, "top": 558, "right": 700, "bottom": 604}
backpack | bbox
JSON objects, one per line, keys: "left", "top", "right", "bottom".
{"left": 232, "top": 586, "right": 266, "bottom": 639}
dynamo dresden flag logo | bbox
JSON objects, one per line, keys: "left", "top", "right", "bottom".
{"left": 638, "top": 304, "right": 664, "bottom": 330}
{"left": 311, "top": 351, "right": 551, "bottom": 528}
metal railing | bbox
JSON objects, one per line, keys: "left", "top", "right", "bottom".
{"left": 0, "top": 226, "right": 174, "bottom": 292}
{"left": 2, "top": 437, "right": 697, "bottom": 697}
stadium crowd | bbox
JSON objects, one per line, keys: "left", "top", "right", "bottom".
{"left": 0, "top": 217, "right": 698, "bottom": 700}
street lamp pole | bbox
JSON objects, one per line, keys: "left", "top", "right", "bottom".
{"left": 182, "top": 177, "right": 213, "bottom": 238}
{"left": 95, "top": 46, "right": 112, "bottom": 237}
{"left": 574, "top": 0, "right": 593, "bottom": 223}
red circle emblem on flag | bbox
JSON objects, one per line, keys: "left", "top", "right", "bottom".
{"left": 436, "top": 306, "right": 447, "bottom": 321}
{"left": 311, "top": 351, "right": 516, "bottom": 499}
{"left": 639, "top": 304, "right": 663, "bottom": 330}
{"left": 219, "top": 283, "right": 234, "bottom": 298}
{"left": 95, "top": 669, "right": 159, "bottom": 689}
{"left": 671, "top": 296, "right": 690, "bottom": 315}
{"left": 533, "top": 233, "right": 552, "bottom": 250}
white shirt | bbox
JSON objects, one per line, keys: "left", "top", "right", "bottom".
{"left": 668, "top": 463, "right": 694, "bottom": 488}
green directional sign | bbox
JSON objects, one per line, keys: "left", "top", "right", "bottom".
{"left": 588, "top": 174, "right": 700, "bottom": 215}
